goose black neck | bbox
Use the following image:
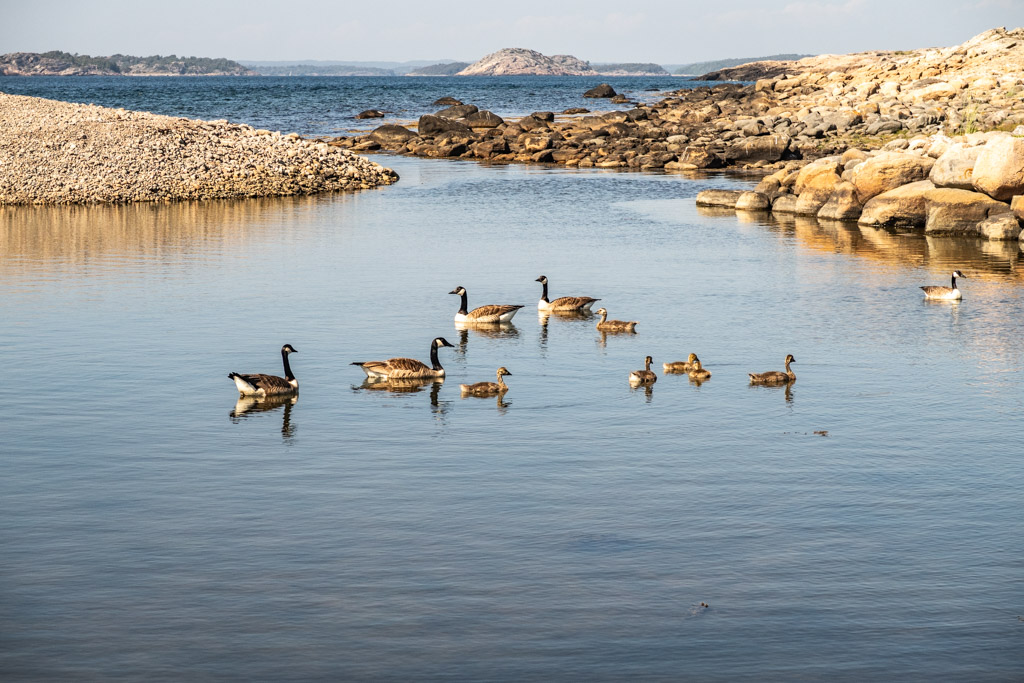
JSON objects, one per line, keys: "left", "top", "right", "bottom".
{"left": 540, "top": 280, "right": 549, "bottom": 302}
{"left": 951, "top": 273, "right": 957, "bottom": 289}
{"left": 458, "top": 291, "right": 468, "bottom": 315}
{"left": 430, "top": 343, "right": 443, "bottom": 371}
{"left": 281, "top": 349, "right": 295, "bottom": 381}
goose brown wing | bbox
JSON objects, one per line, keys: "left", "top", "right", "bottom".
{"left": 467, "top": 304, "right": 525, "bottom": 321}
{"left": 920, "top": 286, "right": 952, "bottom": 295}
{"left": 245, "top": 373, "right": 292, "bottom": 391}
{"left": 550, "top": 296, "right": 599, "bottom": 309}
{"left": 383, "top": 357, "right": 432, "bottom": 378}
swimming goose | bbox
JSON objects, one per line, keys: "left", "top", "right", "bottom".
{"left": 229, "top": 344, "right": 298, "bottom": 397}
{"left": 749, "top": 354, "right": 796, "bottom": 385}
{"left": 352, "top": 337, "right": 455, "bottom": 380}
{"left": 449, "top": 286, "right": 525, "bottom": 323}
{"left": 921, "top": 270, "right": 965, "bottom": 300}
{"left": 628, "top": 356, "right": 657, "bottom": 385}
{"left": 535, "top": 275, "right": 600, "bottom": 312}
{"left": 595, "top": 308, "right": 637, "bottom": 332}
{"left": 663, "top": 353, "right": 698, "bottom": 374}
{"left": 460, "top": 367, "right": 512, "bottom": 396}
{"left": 688, "top": 357, "right": 711, "bottom": 381}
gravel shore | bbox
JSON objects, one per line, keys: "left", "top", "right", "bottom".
{"left": 0, "top": 92, "right": 398, "bottom": 205}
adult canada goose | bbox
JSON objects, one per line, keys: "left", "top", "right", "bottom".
{"left": 460, "top": 367, "right": 512, "bottom": 396}
{"left": 921, "top": 270, "right": 966, "bottom": 300}
{"left": 629, "top": 356, "right": 657, "bottom": 385}
{"left": 228, "top": 344, "right": 298, "bottom": 397}
{"left": 535, "top": 275, "right": 600, "bottom": 312}
{"left": 749, "top": 354, "right": 796, "bottom": 385}
{"left": 351, "top": 337, "right": 455, "bottom": 380}
{"left": 663, "top": 353, "right": 698, "bottom": 373}
{"left": 449, "top": 286, "right": 525, "bottom": 323}
{"left": 595, "top": 308, "right": 637, "bottom": 332}
{"left": 688, "top": 357, "right": 711, "bottom": 381}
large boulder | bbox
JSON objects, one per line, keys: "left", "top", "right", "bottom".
{"left": 584, "top": 84, "right": 616, "bottom": 98}
{"left": 971, "top": 135, "right": 1024, "bottom": 201}
{"left": 735, "top": 191, "right": 771, "bottom": 211}
{"left": 672, "top": 146, "right": 722, "bottom": 169}
{"left": 418, "top": 114, "right": 472, "bottom": 137}
{"left": 849, "top": 152, "right": 935, "bottom": 204}
{"left": 929, "top": 143, "right": 982, "bottom": 190}
{"left": 723, "top": 135, "right": 792, "bottom": 163}
{"left": 435, "top": 104, "right": 479, "bottom": 119}
{"left": 369, "top": 124, "right": 418, "bottom": 146}
{"left": 924, "top": 187, "right": 1015, "bottom": 235}
{"left": 794, "top": 159, "right": 842, "bottom": 215}
{"left": 695, "top": 189, "right": 745, "bottom": 208}
{"left": 771, "top": 194, "right": 799, "bottom": 213}
{"left": 977, "top": 214, "right": 1022, "bottom": 240}
{"left": 463, "top": 110, "right": 504, "bottom": 129}
{"left": 356, "top": 109, "right": 386, "bottom": 119}
{"left": 858, "top": 180, "right": 935, "bottom": 228}
{"left": 817, "top": 181, "right": 863, "bottom": 220}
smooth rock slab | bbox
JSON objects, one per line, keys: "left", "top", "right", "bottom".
{"left": 924, "top": 187, "right": 1015, "bottom": 235}
{"left": 858, "top": 180, "right": 936, "bottom": 228}
{"left": 695, "top": 189, "right": 745, "bottom": 208}
{"left": 849, "top": 152, "right": 934, "bottom": 204}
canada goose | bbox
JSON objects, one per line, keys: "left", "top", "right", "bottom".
{"left": 228, "top": 344, "right": 298, "bottom": 397}
{"left": 663, "top": 353, "right": 698, "bottom": 373}
{"left": 629, "top": 356, "right": 657, "bottom": 385}
{"left": 595, "top": 308, "right": 637, "bottom": 332}
{"left": 921, "top": 270, "right": 965, "bottom": 300}
{"left": 535, "top": 275, "right": 600, "bottom": 312}
{"left": 449, "top": 286, "right": 524, "bottom": 323}
{"left": 352, "top": 337, "right": 455, "bottom": 380}
{"left": 460, "top": 367, "right": 512, "bottom": 396}
{"left": 688, "top": 357, "right": 711, "bottom": 381}
{"left": 749, "top": 354, "right": 796, "bottom": 385}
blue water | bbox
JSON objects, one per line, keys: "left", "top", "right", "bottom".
{"left": 2, "top": 79, "right": 1023, "bottom": 680}
{"left": 0, "top": 74, "right": 697, "bottom": 137}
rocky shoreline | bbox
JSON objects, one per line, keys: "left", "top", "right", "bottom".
{"left": 338, "top": 28, "right": 1024, "bottom": 240}
{"left": 0, "top": 93, "right": 397, "bottom": 205}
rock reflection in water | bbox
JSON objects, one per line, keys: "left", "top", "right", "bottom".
{"left": 230, "top": 395, "right": 297, "bottom": 440}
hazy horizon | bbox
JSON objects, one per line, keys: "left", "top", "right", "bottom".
{"left": 2, "top": 0, "right": 1022, "bottom": 64}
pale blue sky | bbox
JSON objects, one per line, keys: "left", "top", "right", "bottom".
{"left": 2, "top": 0, "right": 1022, "bottom": 64}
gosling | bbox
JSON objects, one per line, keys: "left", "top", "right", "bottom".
{"left": 595, "top": 308, "right": 637, "bottom": 332}
{"left": 663, "top": 353, "right": 698, "bottom": 374}
{"left": 629, "top": 356, "right": 657, "bottom": 385}
{"left": 688, "top": 357, "right": 711, "bottom": 381}
{"left": 460, "top": 367, "right": 512, "bottom": 396}
{"left": 749, "top": 354, "right": 796, "bottom": 385}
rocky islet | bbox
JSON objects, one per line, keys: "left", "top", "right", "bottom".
{"left": 342, "top": 27, "right": 1024, "bottom": 241}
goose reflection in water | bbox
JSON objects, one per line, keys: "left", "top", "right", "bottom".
{"left": 629, "top": 383, "right": 655, "bottom": 403}
{"left": 538, "top": 309, "right": 595, "bottom": 355}
{"left": 453, "top": 321, "right": 520, "bottom": 355}
{"left": 230, "top": 395, "right": 297, "bottom": 440}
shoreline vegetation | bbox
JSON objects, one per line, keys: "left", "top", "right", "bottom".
{"left": 337, "top": 28, "right": 1024, "bottom": 242}
{"left": 0, "top": 93, "right": 396, "bottom": 205}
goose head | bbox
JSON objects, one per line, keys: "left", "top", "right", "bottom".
{"left": 433, "top": 337, "right": 456, "bottom": 349}
{"left": 449, "top": 286, "right": 467, "bottom": 296}
{"left": 282, "top": 344, "right": 298, "bottom": 354}
{"left": 645, "top": 355, "right": 654, "bottom": 366}
{"left": 535, "top": 275, "right": 548, "bottom": 284}
{"left": 497, "top": 367, "right": 512, "bottom": 377}
{"left": 952, "top": 270, "right": 965, "bottom": 279}
{"left": 785, "top": 354, "right": 796, "bottom": 364}
{"left": 595, "top": 307, "right": 608, "bottom": 316}
{"left": 688, "top": 353, "right": 698, "bottom": 362}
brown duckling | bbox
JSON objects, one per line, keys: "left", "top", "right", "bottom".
{"left": 663, "top": 353, "right": 698, "bottom": 374}
{"left": 595, "top": 308, "right": 637, "bottom": 333}
{"left": 460, "top": 367, "right": 512, "bottom": 396}
{"left": 749, "top": 354, "right": 796, "bottom": 385}
{"left": 628, "top": 356, "right": 657, "bottom": 385}
{"left": 688, "top": 357, "right": 711, "bottom": 381}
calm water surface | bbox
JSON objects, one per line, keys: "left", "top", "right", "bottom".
{"left": 2, "top": 158, "right": 1023, "bottom": 680}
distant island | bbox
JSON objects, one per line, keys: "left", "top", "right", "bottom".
{"left": 669, "top": 54, "right": 814, "bottom": 76}
{"left": 451, "top": 49, "right": 668, "bottom": 76}
{"left": 0, "top": 51, "right": 254, "bottom": 76}
{"left": 591, "top": 63, "right": 669, "bottom": 76}
{"left": 407, "top": 62, "right": 472, "bottom": 76}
